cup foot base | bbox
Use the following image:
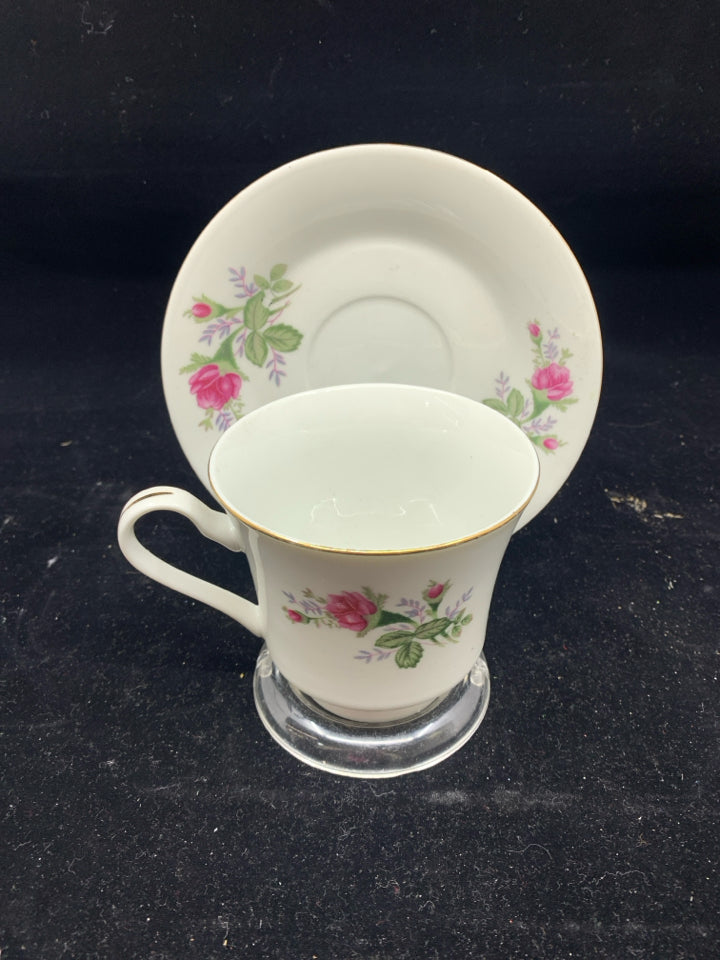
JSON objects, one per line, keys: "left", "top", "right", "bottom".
{"left": 252, "top": 646, "right": 491, "bottom": 778}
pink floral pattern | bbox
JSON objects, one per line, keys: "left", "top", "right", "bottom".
{"left": 483, "top": 322, "right": 578, "bottom": 452}
{"left": 531, "top": 361, "right": 574, "bottom": 401}
{"left": 325, "top": 591, "right": 378, "bottom": 631}
{"left": 283, "top": 581, "right": 474, "bottom": 669}
{"left": 189, "top": 364, "right": 242, "bottom": 410}
{"left": 180, "top": 264, "right": 302, "bottom": 432}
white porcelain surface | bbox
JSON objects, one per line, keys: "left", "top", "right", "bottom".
{"left": 209, "top": 384, "right": 539, "bottom": 552}
{"left": 118, "top": 384, "right": 539, "bottom": 722}
{"left": 161, "top": 144, "right": 602, "bottom": 529}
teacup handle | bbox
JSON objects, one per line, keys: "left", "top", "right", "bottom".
{"left": 117, "top": 486, "right": 264, "bottom": 638}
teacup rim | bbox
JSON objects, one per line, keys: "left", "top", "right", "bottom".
{"left": 207, "top": 383, "right": 541, "bottom": 555}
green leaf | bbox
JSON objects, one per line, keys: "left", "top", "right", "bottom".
{"left": 528, "top": 386, "right": 552, "bottom": 419}
{"left": 507, "top": 388, "right": 525, "bottom": 418}
{"left": 482, "top": 398, "right": 509, "bottom": 415}
{"left": 552, "top": 397, "right": 579, "bottom": 412}
{"left": 271, "top": 278, "right": 293, "bottom": 293}
{"left": 253, "top": 274, "right": 270, "bottom": 290}
{"left": 357, "top": 591, "right": 389, "bottom": 635}
{"left": 270, "top": 263, "right": 288, "bottom": 282}
{"left": 362, "top": 587, "right": 388, "bottom": 608}
{"left": 413, "top": 617, "right": 452, "bottom": 640}
{"left": 461, "top": 613, "right": 473, "bottom": 626}
{"left": 270, "top": 284, "right": 302, "bottom": 304}
{"left": 213, "top": 333, "right": 244, "bottom": 373}
{"left": 245, "top": 330, "right": 269, "bottom": 367}
{"left": 263, "top": 323, "right": 304, "bottom": 353}
{"left": 376, "top": 610, "right": 415, "bottom": 628}
{"left": 395, "top": 641, "right": 424, "bottom": 669}
{"left": 244, "top": 292, "right": 271, "bottom": 331}
{"left": 375, "top": 631, "right": 413, "bottom": 649}
{"left": 302, "top": 588, "right": 327, "bottom": 603}
{"left": 179, "top": 352, "right": 213, "bottom": 374}
{"left": 227, "top": 398, "right": 245, "bottom": 420}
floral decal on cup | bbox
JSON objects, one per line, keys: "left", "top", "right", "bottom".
{"left": 180, "top": 264, "right": 303, "bottom": 431}
{"left": 283, "top": 581, "right": 474, "bottom": 669}
{"left": 483, "top": 322, "right": 577, "bottom": 452}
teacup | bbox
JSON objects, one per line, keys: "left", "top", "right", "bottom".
{"left": 118, "top": 384, "right": 539, "bottom": 773}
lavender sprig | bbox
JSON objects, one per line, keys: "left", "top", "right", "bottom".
{"left": 199, "top": 316, "right": 243, "bottom": 346}
{"left": 495, "top": 371, "right": 510, "bottom": 401}
{"left": 229, "top": 266, "right": 259, "bottom": 300}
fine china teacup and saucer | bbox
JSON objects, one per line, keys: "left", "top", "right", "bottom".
{"left": 119, "top": 144, "right": 602, "bottom": 776}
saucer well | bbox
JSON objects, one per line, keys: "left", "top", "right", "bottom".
{"left": 161, "top": 144, "right": 602, "bottom": 529}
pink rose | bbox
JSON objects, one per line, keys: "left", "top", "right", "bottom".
{"left": 543, "top": 437, "right": 559, "bottom": 450}
{"left": 189, "top": 364, "right": 242, "bottom": 410}
{"left": 287, "top": 609, "right": 304, "bottom": 623}
{"left": 192, "top": 301, "right": 213, "bottom": 318}
{"left": 325, "top": 591, "right": 378, "bottom": 632}
{"left": 426, "top": 582, "right": 446, "bottom": 600}
{"left": 528, "top": 322, "right": 541, "bottom": 338}
{"left": 531, "top": 362, "right": 573, "bottom": 401}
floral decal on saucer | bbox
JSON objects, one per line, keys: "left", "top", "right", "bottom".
{"left": 283, "top": 581, "right": 474, "bottom": 669}
{"left": 483, "top": 322, "right": 577, "bottom": 452}
{"left": 180, "top": 264, "right": 303, "bottom": 431}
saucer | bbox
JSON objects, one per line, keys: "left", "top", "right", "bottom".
{"left": 161, "top": 144, "right": 602, "bottom": 528}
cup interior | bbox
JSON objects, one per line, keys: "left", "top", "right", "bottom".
{"left": 209, "top": 383, "right": 539, "bottom": 553}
